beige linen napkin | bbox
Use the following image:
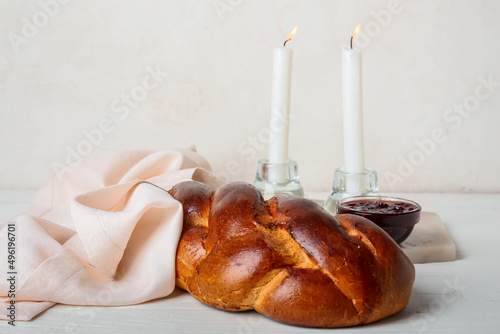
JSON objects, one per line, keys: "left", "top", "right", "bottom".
{"left": 0, "top": 146, "right": 223, "bottom": 321}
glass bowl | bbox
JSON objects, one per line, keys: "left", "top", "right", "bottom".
{"left": 336, "top": 196, "right": 422, "bottom": 244}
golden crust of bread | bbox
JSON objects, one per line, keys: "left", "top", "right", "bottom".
{"left": 169, "top": 181, "right": 415, "bottom": 327}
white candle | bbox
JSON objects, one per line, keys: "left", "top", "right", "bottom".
{"left": 268, "top": 26, "right": 297, "bottom": 183}
{"left": 342, "top": 23, "right": 365, "bottom": 193}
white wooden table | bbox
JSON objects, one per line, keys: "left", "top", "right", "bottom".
{"left": 1, "top": 190, "right": 499, "bottom": 333}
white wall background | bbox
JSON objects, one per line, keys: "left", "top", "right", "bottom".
{"left": 1, "top": 0, "right": 499, "bottom": 193}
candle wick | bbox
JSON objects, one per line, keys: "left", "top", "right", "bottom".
{"left": 283, "top": 39, "right": 288, "bottom": 47}
{"left": 350, "top": 36, "right": 353, "bottom": 50}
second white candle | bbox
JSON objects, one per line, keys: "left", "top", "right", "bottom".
{"left": 342, "top": 47, "right": 365, "bottom": 175}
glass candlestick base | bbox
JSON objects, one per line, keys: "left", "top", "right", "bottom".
{"left": 323, "top": 167, "right": 379, "bottom": 215}
{"left": 254, "top": 158, "right": 305, "bottom": 200}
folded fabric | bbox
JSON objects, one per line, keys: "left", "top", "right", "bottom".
{"left": 0, "top": 146, "right": 223, "bottom": 321}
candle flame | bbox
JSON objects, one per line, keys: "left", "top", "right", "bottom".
{"left": 352, "top": 22, "right": 361, "bottom": 44}
{"left": 283, "top": 25, "right": 298, "bottom": 47}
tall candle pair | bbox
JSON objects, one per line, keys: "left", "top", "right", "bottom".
{"left": 258, "top": 24, "right": 371, "bottom": 200}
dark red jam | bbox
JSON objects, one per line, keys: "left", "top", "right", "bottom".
{"left": 340, "top": 200, "right": 419, "bottom": 214}
{"left": 336, "top": 197, "right": 421, "bottom": 244}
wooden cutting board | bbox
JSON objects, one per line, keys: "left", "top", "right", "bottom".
{"left": 401, "top": 211, "right": 456, "bottom": 263}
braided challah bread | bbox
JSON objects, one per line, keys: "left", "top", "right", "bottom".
{"left": 169, "top": 181, "right": 415, "bottom": 327}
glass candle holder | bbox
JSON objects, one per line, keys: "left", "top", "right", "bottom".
{"left": 254, "top": 158, "right": 305, "bottom": 200}
{"left": 323, "top": 167, "right": 379, "bottom": 215}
